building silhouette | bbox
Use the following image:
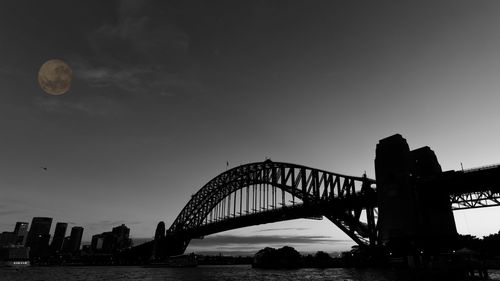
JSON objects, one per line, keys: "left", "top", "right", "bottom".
{"left": 91, "top": 233, "right": 106, "bottom": 252}
{"left": 26, "top": 217, "right": 53, "bottom": 259}
{"left": 90, "top": 232, "right": 113, "bottom": 253}
{"left": 61, "top": 237, "right": 71, "bottom": 253}
{"left": 63, "top": 226, "right": 83, "bottom": 253}
{"left": 112, "top": 224, "right": 131, "bottom": 251}
{"left": 90, "top": 224, "right": 132, "bottom": 254}
{"left": 50, "top": 222, "right": 67, "bottom": 253}
{"left": 153, "top": 221, "right": 166, "bottom": 260}
{"left": 154, "top": 221, "right": 165, "bottom": 240}
{"left": 0, "top": 232, "right": 17, "bottom": 247}
{"left": 375, "top": 134, "right": 457, "bottom": 254}
{"left": 14, "top": 222, "right": 29, "bottom": 245}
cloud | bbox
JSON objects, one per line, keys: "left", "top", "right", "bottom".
{"left": 72, "top": 59, "right": 199, "bottom": 97}
{"left": 0, "top": 203, "right": 31, "bottom": 217}
{"left": 190, "top": 234, "right": 351, "bottom": 246}
{"left": 85, "top": 220, "right": 142, "bottom": 231}
{"left": 256, "top": 227, "right": 309, "bottom": 232}
{"left": 0, "top": 209, "right": 28, "bottom": 216}
{"left": 33, "top": 95, "right": 126, "bottom": 116}
{"left": 91, "top": 16, "right": 190, "bottom": 60}
{"left": 188, "top": 234, "right": 354, "bottom": 256}
{"left": 73, "top": 3, "right": 200, "bottom": 98}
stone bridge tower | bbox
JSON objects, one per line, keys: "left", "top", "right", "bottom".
{"left": 375, "top": 134, "right": 457, "bottom": 256}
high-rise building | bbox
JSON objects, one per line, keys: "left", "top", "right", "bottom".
{"left": 27, "top": 217, "right": 52, "bottom": 237}
{"left": 91, "top": 231, "right": 117, "bottom": 253}
{"left": 112, "top": 224, "right": 131, "bottom": 251}
{"left": 91, "top": 233, "right": 105, "bottom": 252}
{"left": 50, "top": 222, "right": 67, "bottom": 253}
{"left": 66, "top": 226, "right": 83, "bottom": 253}
{"left": 0, "top": 232, "right": 18, "bottom": 247}
{"left": 26, "top": 217, "right": 52, "bottom": 259}
{"left": 91, "top": 224, "right": 132, "bottom": 254}
{"left": 61, "top": 237, "right": 71, "bottom": 253}
{"left": 13, "top": 222, "right": 29, "bottom": 245}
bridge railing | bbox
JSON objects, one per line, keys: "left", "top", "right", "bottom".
{"left": 461, "top": 164, "right": 500, "bottom": 173}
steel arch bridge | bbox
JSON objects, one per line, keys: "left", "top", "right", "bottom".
{"left": 158, "top": 160, "right": 378, "bottom": 257}
{"left": 143, "top": 135, "right": 500, "bottom": 259}
{"left": 152, "top": 162, "right": 500, "bottom": 258}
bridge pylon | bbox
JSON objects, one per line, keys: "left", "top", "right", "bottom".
{"left": 375, "top": 134, "right": 457, "bottom": 256}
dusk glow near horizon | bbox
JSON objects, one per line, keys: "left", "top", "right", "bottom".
{"left": 2, "top": 1, "right": 500, "bottom": 255}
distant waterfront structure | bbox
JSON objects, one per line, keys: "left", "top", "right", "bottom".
{"left": 26, "top": 217, "right": 52, "bottom": 259}
{"left": 13, "top": 222, "right": 29, "bottom": 245}
{"left": 50, "top": 222, "right": 67, "bottom": 253}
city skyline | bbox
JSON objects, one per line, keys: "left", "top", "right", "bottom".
{"left": 2, "top": 0, "right": 500, "bottom": 254}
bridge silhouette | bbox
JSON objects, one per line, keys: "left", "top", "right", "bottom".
{"left": 144, "top": 134, "right": 500, "bottom": 259}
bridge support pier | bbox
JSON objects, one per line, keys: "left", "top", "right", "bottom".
{"left": 375, "top": 134, "right": 457, "bottom": 257}
{"left": 153, "top": 233, "right": 190, "bottom": 260}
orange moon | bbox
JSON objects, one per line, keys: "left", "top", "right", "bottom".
{"left": 38, "top": 59, "right": 72, "bottom": 95}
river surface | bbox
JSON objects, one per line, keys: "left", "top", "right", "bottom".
{"left": 2, "top": 265, "right": 500, "bottom": 281}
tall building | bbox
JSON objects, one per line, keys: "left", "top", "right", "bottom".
{"left": 100, "top": 232, "right": 115, "bottom": 253}
{"left": 0, "top": 232, "right": 17, "bottom": 247}
{"left": 112, "top": 224, "right": 131, "bottom": 251}
{"left": 91, "top": 233, "right": 106, "bottom": 252}
{"left": 61, "top": 237, "right": 71, "bottom": 253}
{"left": 26, "top": 217, "right": 52, "bottom": 259}
{"left": 91, "top": 224, "right": 132, "bottom": 254}
{"left": 66, "top": 226, "right": 83, "bottom": 253}
{"left": 50, "top": 222, "right": 67, "bottom": 253}
{"left": 13, "top": 222, "right": 29, "bottom": 245}
{"left": 27, "top": 217, "right": 52, "bottom": 236}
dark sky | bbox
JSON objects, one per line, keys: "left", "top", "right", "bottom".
{"left": 2, "top": 0, "right": 500, "bottom": 252}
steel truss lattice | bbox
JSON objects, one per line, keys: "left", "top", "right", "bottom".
{"left": 450, "top": 190, "right": 500, "bottom": 210}
{"left": 167, "top": 161, "right": 377, "bottom": 250}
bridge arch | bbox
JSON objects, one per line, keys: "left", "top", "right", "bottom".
{"left": 164, "top": 161, "right": 378, "bottom": 255}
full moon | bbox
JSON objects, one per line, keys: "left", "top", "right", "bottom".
{"left": 38, "top": 59, "right": 72, "bottom": 95}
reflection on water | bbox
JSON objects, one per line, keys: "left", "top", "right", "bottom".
{"left": 2, "top": 265, "right": 500, "bottom": 281}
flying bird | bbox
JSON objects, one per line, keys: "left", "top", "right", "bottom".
{"left": 40, "top": 167, "right": 47, "bottom": 171}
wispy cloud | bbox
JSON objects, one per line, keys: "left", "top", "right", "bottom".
{"left": 0, "top": 202, "right": 49, "bottom": 217}
{"left": 72, "top": 60, "right": 199, "bottom": 97}
{"left": 85, "top": 220, "right": 142, "bottom": 231}
{"left": 190, "top": 234, "right": 351, "bottom": 246}
{"left": 256, "top": 227, "right": 309, "bottom": 232}
{"left": 188, "top": 234, "right": 353, "bottom": 256}
{"left": 0, "top": 209, "right": 27, "bottom": 216}
{"left": 33, "top": 95, "right": 126, "bottom": 116}
{"left": 72, "top": 3, "right": 200, "bottom": 98}
{"left": 32, "top": 2, "right": 202, "bottom": 116}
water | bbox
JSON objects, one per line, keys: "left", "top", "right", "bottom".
{"left": 2, "top": 265, "right": 500, "bottom": 281}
